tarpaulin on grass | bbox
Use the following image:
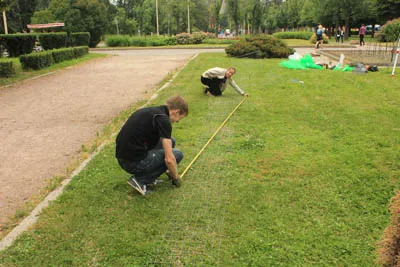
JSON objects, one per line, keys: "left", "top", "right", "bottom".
{"left": 333, "top": 65, "right": 354, "bottom": 72}
{"left": 280, "top": 54, "right": 324, "bottom": 70}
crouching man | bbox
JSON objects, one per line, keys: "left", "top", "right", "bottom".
{"left": 116, "top": 95, "right": 189, "bottom": 195}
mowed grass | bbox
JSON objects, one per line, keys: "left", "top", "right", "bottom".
{"left": 0, "top": 53, "right": 399, "bottom": 266}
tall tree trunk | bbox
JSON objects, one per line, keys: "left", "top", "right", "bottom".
{"left": 344, "top": 17, "right": 350, "bottom": 39}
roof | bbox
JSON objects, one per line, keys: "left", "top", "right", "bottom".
{"left": 27, "top": 23, "right": 65, "bottom": 29}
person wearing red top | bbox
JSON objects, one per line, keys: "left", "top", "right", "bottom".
{"left": 359, "top": 24, "right": 366, "bottom": 46}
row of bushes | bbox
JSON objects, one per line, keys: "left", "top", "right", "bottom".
{"left": 273, "top": 31, "right": 314, "bottom": 40}
{"left": 105, "top": 35, "right": 174, "bottom": 47}
{"left": 0, "top": 59, "right": 15, "bottom": 77}
{"left": 0, "top": 32, "right": 90, "bottom": 57}
{"left": 105, "top": 32, "right": 236, "bottom": 47}
{"left": 19, "top": 46, "right": 88, "bottom": 70}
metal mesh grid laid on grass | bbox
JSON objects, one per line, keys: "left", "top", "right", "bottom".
{"left": 147, "top": 96, "right": 243, "bottom": 266}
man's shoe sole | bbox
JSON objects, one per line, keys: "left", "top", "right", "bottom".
{"left": 127, "top": 180, "right": 145, "bottom": 196}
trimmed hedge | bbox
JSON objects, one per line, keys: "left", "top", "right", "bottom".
{"left": 20, "top": 51, "right": 53, "bottom": 70}
{"left": 273, "top": 31, "right": 314, "bottom": 40}
{"left": 70, "top": 32, "right": 90, "bottom": 47}
{"left": 51, "top": 48, "right": 74, "bottom": 63}
{"left": 0, "top": 34, "right": 37, "bottom": 57}
{"left": 225, "top": 35, "right": 294, "bottom": 58}
{"left": 105, "top": 32, "right": 228, "bottom": 47}
{"left": 73, "top": 46, "right": 89, "bottom": 58}
{"left": 0, "top": 59, "right": 15, "bottom": 77}
{"left": 19, "top": 46, "right": 89, "bottom": 70}
{"left": 106, "top": 35, "right": 170, "bottom": 47}
{"left": 39, "top": 32, "right": 68, "bottom": 50}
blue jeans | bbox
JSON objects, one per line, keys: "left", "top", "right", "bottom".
{"left": 117, "top": 138, "right": 183, "bottom": 184}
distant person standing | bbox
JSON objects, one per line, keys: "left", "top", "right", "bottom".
{"left": 336, "top": 27, "right": 341, "bottom": 43}
{"left": 340, "top": 26, "right": 345, "bottom": 44}
{"left": 359, "top": 24, "right": 366, "bottom": 46}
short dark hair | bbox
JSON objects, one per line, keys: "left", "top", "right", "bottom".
{"left": 166, "top": 95, "right": 189, "bottom": 116}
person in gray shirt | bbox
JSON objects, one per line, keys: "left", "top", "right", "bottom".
{"left": 201, "top": 67, "right": 248, "bottom": 97}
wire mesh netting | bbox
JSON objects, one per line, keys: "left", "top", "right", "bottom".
{"left": 326, "top": 40, "right": 399, "bottom": 66}
{"left": 146, "top": 96, "right": 242, "bottom": 266}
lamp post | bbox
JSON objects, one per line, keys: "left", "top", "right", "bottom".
{"left": 114, "top": 17, "right": 119, "bottom": 35}
{"left": 156, "top": 0, "right": 159, "bottom": 35}
{"left": 187, "top": 0, "right": 190, "bottom": 34}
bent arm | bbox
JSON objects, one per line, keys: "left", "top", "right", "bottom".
{"left": 229, "top": 78, "right": 245, "bottom": 95}
{"left": 162, "top": 138, "right": 179, "bottom": 179}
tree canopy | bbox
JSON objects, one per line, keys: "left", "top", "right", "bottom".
{"left": 1, "top": 0, "right": 398, "bottom": 42}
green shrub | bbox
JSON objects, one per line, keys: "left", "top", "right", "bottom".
{"left": 378, "top": 18, "right": 400, "bottom": 42}
{"left": 20, "top": 51, "right": 53, "bottom": 70}
{"left": 175, "top": 33, "right": 191, "bottom": 44}
{"left": 309, "top": 33, "right": 329, "bottom": 44}
{"left": 129, "top": 37, "right": 148, "bottom": 47}
{"left": 105, "top": 35, "right": 130, "bottom": 47}
{"left": 165, "top": 37, "right": 177, "bottom": 45}
{"left": 189, "top": 32, "right": 206, "bottom": 44}
{"left": 0, "top": 34, "right": 36, "bottom": 57}
{"left": 0, "top": 59, "right": 15, "bottom": 77}
{"left": 39, "top": 33, "right": 68, "bottom": 50}
{"left": 202, "top": 38, "right": 238, "bottom": 45}
{"left": 273, "top": 31, "right": 314, "bottom": 40}
{"left": 225, "top": 35, "right": 294, "bottom": 58}
{"left": 73, "top": 46, "right": 89, "bottom": 58}
{"left": 105, "top": 35, "right": 175, "bottom": 47}
{"left": 51, "top": 48, "right": 74, "bottom": 63}
{"left": 70, "top": 32, "right": 90, "bottom": 47}
{"left": 174, "top": 32, "right": 208, "bottom": 44}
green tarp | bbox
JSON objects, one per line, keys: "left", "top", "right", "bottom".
{"left": 280, "top": 54, "right": 323, "bottom": 70}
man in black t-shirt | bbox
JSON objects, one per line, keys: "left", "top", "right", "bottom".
{"left": 116, "top": 95, "right": 189, "bottom": 195}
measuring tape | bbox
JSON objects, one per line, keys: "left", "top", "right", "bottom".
{"left": 180, "top": 96, "right": 248, "bottom": 179}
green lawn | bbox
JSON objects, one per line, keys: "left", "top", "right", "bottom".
{"left": 0, "top": 53, "right": 399, "bottom": 266}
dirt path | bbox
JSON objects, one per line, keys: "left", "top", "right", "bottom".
{"left": 0, "top": 49, "right": 222, "bottom": 227}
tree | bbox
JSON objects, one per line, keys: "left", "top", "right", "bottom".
{"left": 31, "top": 8, "right": 56, "bottom": 24}
{"left": 113, "top": 7, "right": 138, "bottom": 35}
{"left": 0, "top": 0, "right": 13, "bottom": 34}
{"left": 376, "top": 0, "right": 400, "bottom": 23}
{"left": 45, "top": 0, "right": 109, "bottom": 47}
{"left": 210, "top": 0, "right": 222, "bottom": 35}
{"left": 0, "top": 0, "right": 13, "bottom": 11}
{"left": 227, "top": 0, "right": 240, "bottom": 35}
{"left": 191, "top": 0, "right": 209, "bottom": 32}
{"left": 243, "top": 0, "right": 264, "bottom": 34}
{"left": 286, "top": 0, "right": 303, "bottom": 29}
{"left": 299, "top": 0, "right": 318, "bottom": 27}
{"left": 35, "top": 0, "right": 50, "bottom": 10}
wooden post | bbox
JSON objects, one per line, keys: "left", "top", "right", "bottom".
{"left": 3, "top": 11, "right": 8, "bottom": 34}
{"left": 187, "top": 0, "right": 190, "bottom": 34}
{"left": 156, "top": 0, "right": 159, "bottom": 35}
